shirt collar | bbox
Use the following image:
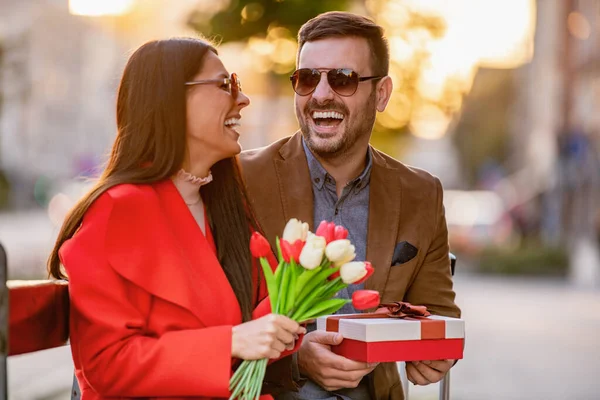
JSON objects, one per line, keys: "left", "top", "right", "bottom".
{"left": 302, "top": 137, "right": 373, "bottom": 192}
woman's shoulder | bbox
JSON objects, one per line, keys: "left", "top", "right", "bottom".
{"left": 73, "top": 183, "right": 161, "bottom": 241}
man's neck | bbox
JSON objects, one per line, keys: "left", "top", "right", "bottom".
{"left": 314, "top": 143, "right": 370, "bottom": 197}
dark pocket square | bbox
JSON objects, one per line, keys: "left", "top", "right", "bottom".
{"left": 391, "top": 241, "right": 418, "bottom": 265}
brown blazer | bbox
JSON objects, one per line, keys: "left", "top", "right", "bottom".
{"left": 240, "top": 132, "right": 460, "bottom": 400}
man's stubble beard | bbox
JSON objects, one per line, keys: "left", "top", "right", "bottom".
{"left": 297, "top": 91, "right": 377, "bottom": 161}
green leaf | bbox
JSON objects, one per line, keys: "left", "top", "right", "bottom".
{"left": 295, "top": 266, "right": 340, "bottom": 307}
{"left": 286, "top": 258, "right": 298, "bottom": 315}
{"left": 259, "top": 258, "right": 278, "bottom": 312}
{"left": 294, "top": 298, "right": 349, "bottom": 322}
{"left": 275, "top": 235, "right": 283, "bottom": 262}
{"left": 299, "top": 299, "right": 352, "bottom": 322}
{"left": 293, "top": 266, "right": 323, "bottom": 298}
{"left": 277, "top": 263, "right": 291, "bottom": 314}
{"left": 312, "top": 278, "right": 346, "bottom": 304}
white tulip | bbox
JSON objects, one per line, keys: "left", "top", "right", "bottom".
{"left": 299, "top": 233, "right": 326, "bottom": 270}
{"left": 282, "top": 218, "right": 309, "bottom": 243}
{"left": 340, "top": 261, "right": 368, "bottom": 284}
{"left": 325, "top": 239, "right": 356, "bottom": 265}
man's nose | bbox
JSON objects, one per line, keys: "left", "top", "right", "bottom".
{"left": 311, "top": 72, "right": 335, "bottom": 103}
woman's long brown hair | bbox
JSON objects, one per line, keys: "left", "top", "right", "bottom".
{"left": 48, "top": 38, "right": 258, "bottom": 322}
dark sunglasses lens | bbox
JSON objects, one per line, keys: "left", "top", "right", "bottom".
{"left": 328, "top": 69, "right": 358, "bottom": 96}
{"left": 292, "top": 69, "right": 321, "bottom": 95}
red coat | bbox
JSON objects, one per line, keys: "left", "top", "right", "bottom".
{"left": 60, "top": 180, "right": 296, "bottom": 400}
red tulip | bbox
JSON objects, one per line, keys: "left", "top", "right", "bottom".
{"left": 329, "top": 267, "right": 341, "bottom": 280}
{"left": 352, "top": 290, "right": 380, "bottom": 310}
{"left": 280, "top": 239, "right": 304, "bottom": 263}
{"left": 333, "top": 225, "right": 348, "bottom": 240}
{"left": 316, "top": 221, "right": 335, "bottom": 243}
{"left": 353, "top": 262, "right": 374, "bottom": 285}
{"left": 250, "top": 232, "right": 271, "bottom": 258}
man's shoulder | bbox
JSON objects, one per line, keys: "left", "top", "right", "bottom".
{"left": 373, "top": 148, "right": 441, "bottom": 191}
{"left": 240, "top": 136, "right": 292, "bottom": 166}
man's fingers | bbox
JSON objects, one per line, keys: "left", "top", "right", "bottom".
{"left": 329, "top": 356, "right": 374, "bottom": 372}
{"left": 309, "top": 330, "right": 344, "bottom": 346}
{"left": 406, "top": 362, "right": 431, "bottom": 386}
{"left": 427, "top": 359, "right": 453, "bottom": 373}
{"left": 412, "top": 361, "right": 443, "bottom": 384}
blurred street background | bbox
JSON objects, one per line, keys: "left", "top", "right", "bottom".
{"left": 1, "top": 0, "right": 599, "bottom": 399}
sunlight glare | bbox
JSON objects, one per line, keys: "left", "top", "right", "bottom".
{"left": 69, "top": 0, "right": 135, "bottom": 16}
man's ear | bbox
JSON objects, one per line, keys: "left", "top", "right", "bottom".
{"left": 376, "top": 76, "right": 393, "bottom": 112}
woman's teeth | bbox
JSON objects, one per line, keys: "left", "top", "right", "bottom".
{"left": 224, "top": 117, "right": 241, "bottom": 127}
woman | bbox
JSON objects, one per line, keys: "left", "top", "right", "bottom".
{"left": 47, "top": 38, "right": 304, "bottom": 399}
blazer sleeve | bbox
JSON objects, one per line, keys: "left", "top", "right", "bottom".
{"left": 404, "top": 178, "right": 461, "bottom": 318}
{"left": 60, "top": 192, "right": 234, "bottom": 398}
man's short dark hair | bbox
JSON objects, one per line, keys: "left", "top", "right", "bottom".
{"left": 297, "top": 11, "right": 390, "bottom": 76}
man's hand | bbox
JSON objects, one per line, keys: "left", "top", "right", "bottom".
{"left": 297, "top": 330, "right": 378, "bottom": 391}
{"left": 406, "top": 360, "right": 454, "bottom": 386}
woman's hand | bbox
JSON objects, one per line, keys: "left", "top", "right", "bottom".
{"left": 231, "top": 314, "right": 306, "bottom": 360}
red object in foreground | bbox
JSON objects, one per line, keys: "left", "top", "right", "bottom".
{"left": 250, "top": 232, "right": 271, "bottom": 258}
{"left": 332, "top": 338, "right": 464, "bottom": 363}
{"left": 8, "top": 280, "right": 70, "bottom": 356}
{"left": 318, "top": 311, "right": 464, "bottom": 363}
{"left": 351, "top": 289, "right": 380, "bottom": 310}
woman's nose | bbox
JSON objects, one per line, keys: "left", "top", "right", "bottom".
{"left": 237, "top": 91, "right": 250, "bottom": 109}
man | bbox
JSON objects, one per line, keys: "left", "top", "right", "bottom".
{"left": 240, "top": 11, "right": 460, "bottom": 400}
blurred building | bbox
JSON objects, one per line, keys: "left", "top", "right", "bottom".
{"left": 509, "top": 0, "right": 600, "bottom": 286}
{"left": 0, "top": 0, "right": 200, "bottom": 209}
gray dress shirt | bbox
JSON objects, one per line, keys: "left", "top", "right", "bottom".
{"left": 278, "top": 140, "right": 373, "bottom": 400}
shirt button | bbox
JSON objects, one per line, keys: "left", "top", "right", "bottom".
{"left": 314, "top": 177, "right": 320, "bottom": 183}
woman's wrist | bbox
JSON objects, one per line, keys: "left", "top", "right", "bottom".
{"left": 231, "top": 324, "right": 240, "bottom": 359}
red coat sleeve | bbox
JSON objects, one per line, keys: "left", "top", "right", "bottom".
{"left": 60, "top": 191, "right": 234, "bottom": 398}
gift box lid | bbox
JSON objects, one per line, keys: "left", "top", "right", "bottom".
{"left": 316, "top": 314, "right": 465, "bottom": 342}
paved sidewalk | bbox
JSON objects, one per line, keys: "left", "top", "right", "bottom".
{"left": 409, "top": 273, "right": 600, "bottom": 400}
{"left": 6, "top": 273, "right": 600, "bottom": 399}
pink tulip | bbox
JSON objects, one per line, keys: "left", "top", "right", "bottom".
{"left": 333, "top": 225, "right": 348, "bottom": 240}
{"left": 316, "top": 221, "right": 335, "bottom": 243}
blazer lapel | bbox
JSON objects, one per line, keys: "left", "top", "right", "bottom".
{"left": 274, "top": 132, "right": 314, "bottom": 230}
{"left": 365, "top": 150, "right": 402, "bottom": 296}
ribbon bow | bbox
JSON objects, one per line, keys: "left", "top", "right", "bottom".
{"left": 324, "top": 301, "right": 432, "bottom": 333}
{"left": 375, "top": 301, "right": 431, "bottom": 318}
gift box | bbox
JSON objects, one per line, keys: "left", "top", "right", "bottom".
{"left": 316, "top": 313, "right": 465, "bottom": 363}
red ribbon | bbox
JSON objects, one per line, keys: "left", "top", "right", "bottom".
{"left": 325, "top": 301, "right": 446, "bottom": 340}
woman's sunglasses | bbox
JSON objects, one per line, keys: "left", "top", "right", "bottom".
{"left": 290, "top": 68, "right": 384, "bottom": 97}
{"left": 185, "top": 72, "right": 242, "bottom": 98}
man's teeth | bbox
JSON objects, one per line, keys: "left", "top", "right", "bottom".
{"left": 312, "top": 111, "right": 344, "bottom": 120}
{"left": 224, "top": 118, "right": 241, "bottom": 127}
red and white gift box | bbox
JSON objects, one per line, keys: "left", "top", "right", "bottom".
{"left": 316, "top": 314, "right": 465, "bottom": 363}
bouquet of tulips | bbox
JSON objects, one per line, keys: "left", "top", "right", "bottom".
{"left": 229, "top": 219, "right": 380, "bottom": 400}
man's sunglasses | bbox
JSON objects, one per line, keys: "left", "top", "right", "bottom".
{"left": 185, "top": 72, "right": 242, "bottom": 98}
{"left": 290, "top": 68, "right": 384, "bottom": 97}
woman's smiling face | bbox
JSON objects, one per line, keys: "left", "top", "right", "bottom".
{"left": 185, "top": 51, "right": 250, "bottom": 166}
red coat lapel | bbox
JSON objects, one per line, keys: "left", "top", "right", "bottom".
{"left": 104, "top": 181, "right": 242, "bottom": 327}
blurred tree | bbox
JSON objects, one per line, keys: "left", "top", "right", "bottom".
{"left": 187, "top": 0, "right": 470, "bottom": 158}
{"left": 187, "top": 0, "right": 350, "bottom": 45}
